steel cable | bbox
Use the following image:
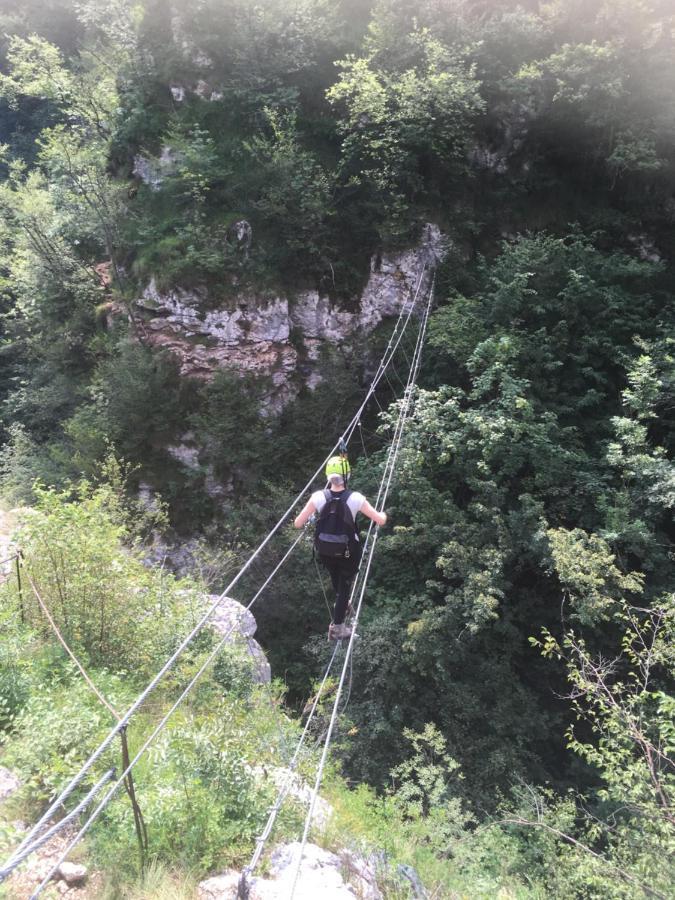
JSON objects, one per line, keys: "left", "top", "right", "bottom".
{"left": 14, "top": 267, "right": 431, "bottom": 896}
{"left": 240, "top": 276, "right": 435, "bottom": 897}
{"left": 29, "top": 530, "right": 307, "bottom": 898}
{"left": 288, "top": 277, "right": 435, "bottom": 898}
{"left": 0, "top": 769, "right": 115, "bottom": 880}
{"left": 5, "top": 265, "right": 428, "bottom": 883}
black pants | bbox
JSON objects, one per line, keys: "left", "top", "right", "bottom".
{"left": 321, "top": 552, "right": 360, "bottom": 624}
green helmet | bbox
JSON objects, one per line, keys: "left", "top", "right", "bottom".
{"left": 325, "top": 455, "right": 350, "bottom": 479}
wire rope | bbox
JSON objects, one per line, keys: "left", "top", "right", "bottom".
{"left": 239, "top": 275, "right": 435, "bottom": 896}
{"left": 238, "top": 643, "right": 340, "bottom": 896}
{"left": 28, "top": 530, "right": 307, "bottom": 898}
{"left": 0, "top": 553, "right": 19, "bottom": 568}
{"left": 0, "top": 769, "right": 115, "bottom": 880}
{"left": 16, "top": 268, "right": 431, "bottom": 897}
{"left": 5, "top": 265, "right": 428, "bottom": 884}
{"left": 288, "top": 277, "right": 435, "bottom": 898}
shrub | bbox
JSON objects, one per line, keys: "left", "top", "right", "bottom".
{"left": 7, "top": 481, "right": 204, "bottom": 676}
{"left": 1, "top": 671, "right": 134, "bottom": 805}
{"left": 92, "top": 712, "right": 275, "bottom": 875}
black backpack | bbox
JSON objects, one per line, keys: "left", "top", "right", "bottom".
{"left": 314, "top": 489, "right": 358, "bottom": 559}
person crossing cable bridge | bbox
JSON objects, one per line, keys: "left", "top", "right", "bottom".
{"left": 294, "top": 455, "right": 387, "bottom": 641}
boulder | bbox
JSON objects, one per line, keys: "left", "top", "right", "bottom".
{"left": 0, "top": 767, "right": 20, "bottom": 802}
{"left": 204, "top": 597, "right": 271, "bottom": 684}
{"left": 246, "top": 638, "right": 272, "bottom": 684}
{"left": 256, "top": 841, "right": 380, "bottom": 899}
{"left": 57, "top": 861, "right": 88, "bottom": 885}
{"left": 208, "top": 596, "right": 258, "bottom": 639}
{"left": 132, "top": 147, "right": 179, "bottom": 191}
{"left": 226, "top": 220, "right": 253, "bottom": 258}
{"left": 199, "top": 843, "right": 385, "bottom": 899}
{"left": 198, "top": 870, "right": 240, "bottom": 898}
{"left": 166, "top": 440, "right": 201, "bottom": 471}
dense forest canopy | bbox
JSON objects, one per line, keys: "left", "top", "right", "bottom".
{"left": 0, "top": 1, "right": 674, "bottom": 898}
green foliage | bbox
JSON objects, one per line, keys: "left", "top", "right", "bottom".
{"left": 547, "top": 528, "right": 644, "bottom": 625}
{"left": 334, "top": 228, "right": 673, "bottom": 815}
{"left": 529, "top": 593, "right": 675, "bottom": 898}
{"left": 1, "top": 3, "right": 675, "bottom": 895}
{"left": 328, "top": 27, "right": 484, "bottom": 240}
{"left": 1, "top": 670, "right": 132, "bottom": 803}
{"left": 246, "top": 110, "right": 336, "bottom": 278}
{"left": 0, "top": 612, "right": 40, "bottom": 732}
{"left": 98, "top": 862, "right": 198, "bottom": 900}
{"left": 88, "top": 340, "right": 186, "bottom": 462}
{"left": 6, "top": 480, "right": 201, "bottom": 674}
{"left": 171, "top": 0, "right": 339, "bottom": 106}
{"left": 188, "top": 370, "right": 271, "bottom": 488}
{"left": 129, "top": 122, "right": 232, "bottom": 290}
{"left": 390, "top": 724, "right": 471, "bottom": 856}
{"left": 95, "top": 714, "right": 268, "bottom": 873}
{"left": 0, "top": 34, "right": 117, "bottom": 127}
{"left": 0, "top": 424, "right": 49, "bottom": 504}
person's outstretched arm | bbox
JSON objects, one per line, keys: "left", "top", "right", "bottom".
{"left": 360, "top": 500, "right": 387, "bottom": 527}
{"left": 294, "top": 499, "right": 317, "bottom": 528}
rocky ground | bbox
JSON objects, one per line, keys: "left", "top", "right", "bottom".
{"left": 0, "top": 508, "right": 18, "bottom": 571}
{"left": 198, "top": 842, "right": 383, "bottom": 900}
{"left": 0, "top": 767, "right": 100, "bottom": 899}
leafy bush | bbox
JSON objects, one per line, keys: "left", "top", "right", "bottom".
{"left": 91, "top": 700, "right": 303, "bottom": 876}
{"left": 0, "top": 613, "right": 39, "bottom": 732}
{"left": 8, "top": 480, "right": 203, "bottom": 675}
{"left": 1, "top": 670, "right": 133, "bottom": 804}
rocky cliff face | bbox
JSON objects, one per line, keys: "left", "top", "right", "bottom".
{"left": 135, "top": 224, "right": 445, "bottom": 409}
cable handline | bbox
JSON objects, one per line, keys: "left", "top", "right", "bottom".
{"left": 7, "top": 575, "right": 148, "bottom": 878}
{"left": 288, "top": 277, "right": 435, "bottom": 898}
{"left": 29, "top": 530, "right": 309, "bottom": 898}
{"left": 239, "top": 275, "right": 435, "bottom": 897}
{"left": 2, "top": 265, "right": 428, "bottom": 882}
{"left": 238, "top": 643, "right": 341, "bottom": 897}
{"left": 5, "top": 576, "right": 121, "bottom": 873}
{"left": 0, "top": 769, "right": 115, "bottom": 881}
{"left": 11, "top": 268, "right": 430, "bottom": 897}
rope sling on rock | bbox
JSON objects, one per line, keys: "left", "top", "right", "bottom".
{"left": 4, "top": 265, "right": 433, "bottom": 898}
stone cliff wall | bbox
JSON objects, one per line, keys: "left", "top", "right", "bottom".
{"left": 135, "top": 224, "right": 445, "bottom": 409}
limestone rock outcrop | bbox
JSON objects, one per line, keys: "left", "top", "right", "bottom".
{"left": 134, "top": 224, "right": 445, "bottom": 407}
{"left": 207, "top": 595, "right": 271, "bottom": 684}
{"left": 0, "top": 767, "right": 20, "bottom": 803}
{"left": 198, "top": 842, "right": 382, "bottom": 899}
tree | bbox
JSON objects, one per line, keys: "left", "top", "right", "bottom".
{"left": 328, "top": 26, "right": 484, "bottom": 240}
{"left": 529, "top": 551, "right": 675, "bottom": 899}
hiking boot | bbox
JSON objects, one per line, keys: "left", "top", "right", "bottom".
{"left": 328, "top": 622, "right": 352, "bottom": 641}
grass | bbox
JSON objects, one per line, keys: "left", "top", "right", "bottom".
{"left": 98, "top": 861, "right": 199, "bottom": 899}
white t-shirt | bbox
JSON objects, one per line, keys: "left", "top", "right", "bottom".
{"left": 311, "top": 489, "right": 365, "bottom": 523}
